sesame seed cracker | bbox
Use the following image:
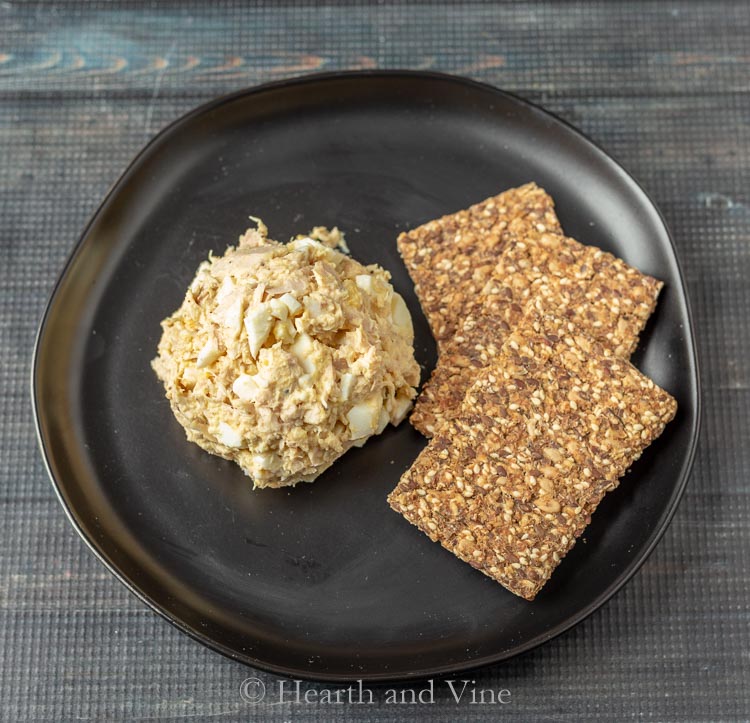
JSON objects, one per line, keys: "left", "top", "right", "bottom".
{"left": 397, "top": 183, "right": 562, "bottom": 346}
{"left": 388, "top": 309, "right": 677, "bottom": 600}
{"left": 410, "top": 232, "right": 663, "bottom": 437}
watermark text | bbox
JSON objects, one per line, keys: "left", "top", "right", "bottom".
{"left": 240, "top": 677, "right": 511, "bottom": 706}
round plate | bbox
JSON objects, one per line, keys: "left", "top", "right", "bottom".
{"left": 33, "top": 71, "right": 700, "bottom": 681}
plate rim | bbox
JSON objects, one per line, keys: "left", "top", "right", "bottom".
{"left": 31, "top": 69, "right": 702, "bottom": 682}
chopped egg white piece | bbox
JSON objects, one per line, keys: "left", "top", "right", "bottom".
{"left": 291, "top": 332, "right": 316, "bottom": 374}
{"left": 273, "top": 318, "right": 295, "bottom": 343}
{"left": 244, "top": 304, "right": 273, "bottom": 357}
{"left": 215, "top": 276, "right": 235, "bottom": 304}
{"left": 268, "top": 298, "right": 288, "bottom": 320}
{"left": 253, "top": 452, "right": 279, "bottom": 471}
{"left": 196, "top": 337, "right": 220, "bottom": 368}
{"left": 355, "top": 274, "right": 374, "bottom": 293}
{"left": 289, "top": 237, "right": 321, "bottom": 251}
{"left": 390, "top": 395, "right": 414, "bottom": 426}
{"left": 279, "top": 293, "right": 302, "bottom": 315}
{"left": 391, "top": 293, "right": 412, "bottom": 334}
{"left": 232, "top": 374, "right": 258, "bottom": 401}
{"left": 217, "top": 421, "right": 243, "bottom": 448}
{"left": 376, "top": 407, "right": 390, "bottom": 435}
{"left": 339, "top": 372, "right": 355, "bottom": 401}
{"left": 347, "top": 395, "right": 382, "bottom": 440}
{"left": 181, "top": 367, "right": 198, "bottom": 389}
{"left": 223, "top": 296, "right": 244, "bottom": 338}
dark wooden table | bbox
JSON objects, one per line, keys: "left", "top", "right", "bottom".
{"left": 2, "top": 2, "right": 748, "bottom": 720}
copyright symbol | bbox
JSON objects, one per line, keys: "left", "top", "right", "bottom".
{"left": 239, "top": 677, "right": 266, "bottom": 703}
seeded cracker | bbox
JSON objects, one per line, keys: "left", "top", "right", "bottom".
{"left": 397, "top": 183, "right": 562, "bottom": 346}
{"left": 410, "top": 232, "right": 663, "bottom": 437}
{"left": 388, "top": 309, "right": 677, "bottom": 600}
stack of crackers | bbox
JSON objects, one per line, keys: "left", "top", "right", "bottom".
{"left": 388, "top": 183, "right": 677, "bottom": 600}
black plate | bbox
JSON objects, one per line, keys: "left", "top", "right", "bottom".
{"left": 33, "top": 71, "right": 700, "bottom": 681}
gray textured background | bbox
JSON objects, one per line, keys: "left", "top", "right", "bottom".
{"left": 2, "top": 1, "right": 749, "bottom": 720}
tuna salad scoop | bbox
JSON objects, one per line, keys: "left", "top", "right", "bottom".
{"left": 152, "top": 220, "right": 420, "bottom": 488}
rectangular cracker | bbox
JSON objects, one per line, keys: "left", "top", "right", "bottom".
{"left": 388, "top": 310, "right": 677, "bottom": 600}
{"left": 410, "top": 232, "right": 663, "bottom": 437}
{"left": 397, "top": 182, "right": 562, "bottom": 346}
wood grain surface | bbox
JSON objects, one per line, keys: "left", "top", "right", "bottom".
{"left": 1, "top": 1, "right": 749, "bottom": 721}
